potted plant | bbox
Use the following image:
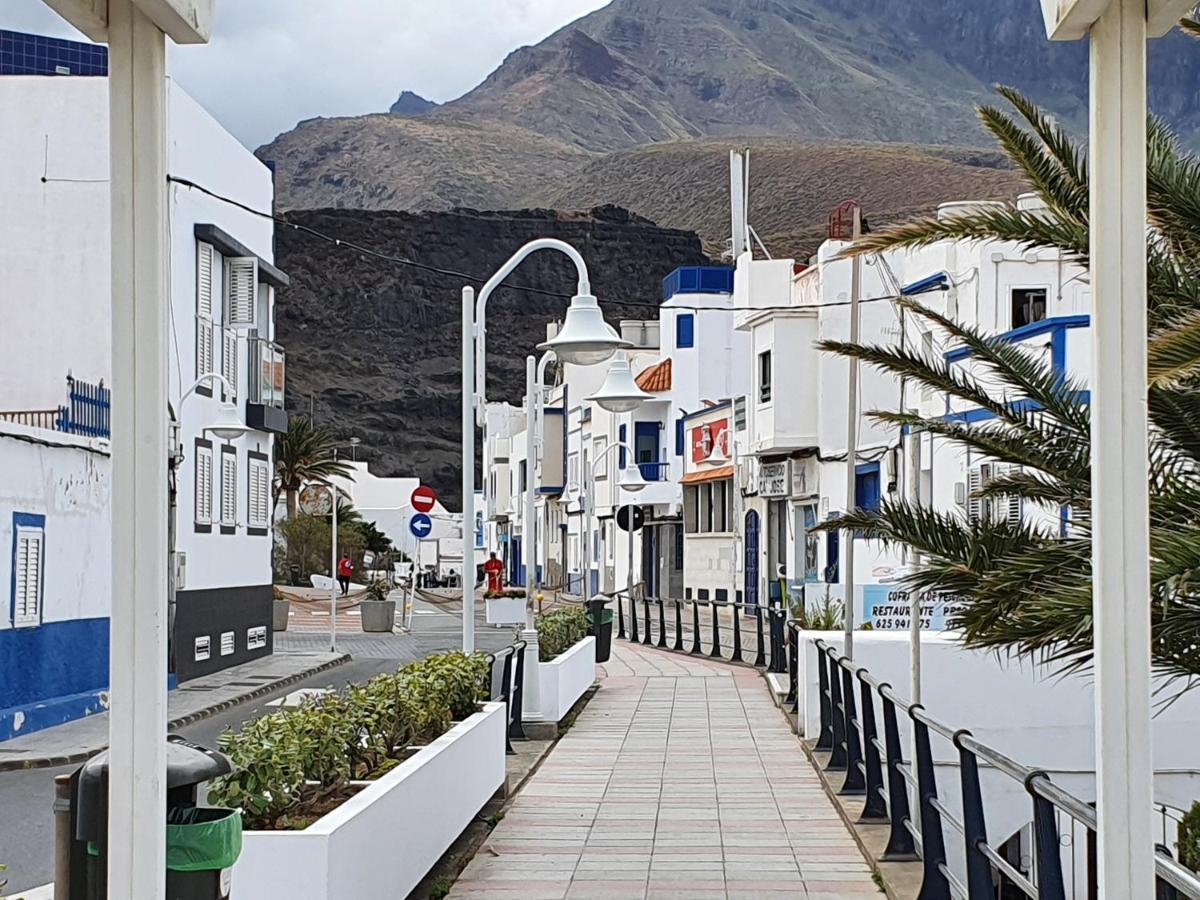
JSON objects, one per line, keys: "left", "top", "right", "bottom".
{"left": 360, "top": 578, "right": 395, "bottom": 633}
{"left": 528, "top": 606, "right": 595, "bottom": 724}
{"left": 485, "top": 587, "right": 527, "bottom": 625}
{"left": 272, "top": 586, "right": 291, "bottom": 632}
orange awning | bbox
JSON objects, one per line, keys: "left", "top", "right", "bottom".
{"left": 680, "top": 465, "right": 734, "bottom": 485}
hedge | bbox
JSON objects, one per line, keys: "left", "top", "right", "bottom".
{"left": 536, "top": 606, "right": 588, "bottom": 662}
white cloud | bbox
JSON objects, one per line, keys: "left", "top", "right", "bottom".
{"left": 2, "top": 0, "right": 611, "bottom": 148}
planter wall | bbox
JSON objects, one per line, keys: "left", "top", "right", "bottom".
{"left": 359, "top": 599, "right": 395, "bottom": 632}
{"left": 233, "top": 701, "right": 506, "bottom": 900}
{"left": 536, "top": 636, "right": 596, "bottom": 722}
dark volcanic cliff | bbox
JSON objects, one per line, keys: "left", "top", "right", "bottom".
{"left": 274, "top": 206, "right": 709, "bottom": 509}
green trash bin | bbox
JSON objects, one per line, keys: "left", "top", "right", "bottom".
{"left": 586, "top": 600, "right": 614, "bottom": 663}
{"left": 166, "top": 806, "right": 242, "bottom": 899}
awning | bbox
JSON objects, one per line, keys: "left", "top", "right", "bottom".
{"left": 900, "top": 271, "right": 948, "bottom": 296}
{"left": 680, "top": 465, "right": 734, "bottom": 485}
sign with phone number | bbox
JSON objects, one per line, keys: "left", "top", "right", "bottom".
{"left": 862, "top": 585, "right": 967, "bottom": 631}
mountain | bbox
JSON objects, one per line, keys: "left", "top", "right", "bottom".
{"left": 273, "top": 207, "right": 708, "bottom": 507}
{"left": 389, "top": 91, "right": 439, "bottom": 116}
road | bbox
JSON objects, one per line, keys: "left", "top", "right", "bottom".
{"left": 0, "top": 590, "right": 517, "bottom": 894}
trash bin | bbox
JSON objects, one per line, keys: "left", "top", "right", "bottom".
{"left": 71, "top": 734, "right": 240, "bottom": 900}
{"left": 289, "top": 564, "right": 302, "bottom": 587}
{"left": 586, "top": 597, "right": 614, "bottom": 663}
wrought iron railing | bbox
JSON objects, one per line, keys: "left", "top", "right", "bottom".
{"left": 810, "top": 638, "right": 1200, "bottom": 899}
{"left": 486, "top": 638, "right": 527, "bottom": 755}
{"left": 0, "top": 408, "right": 62, "bottom": 430}
{"left": 637, "top": 460, "right": 670, "bottom": 482}
{"left": 614, "top": 587, "right": 790, "bottom": 673}
{"left": 249, "top": 337, "right": 285, "bottom": 408}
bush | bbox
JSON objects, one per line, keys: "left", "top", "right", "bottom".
{"left": 484, "top": 588, "right": 526, "bottom": 599}
{"left": 1180, "top": 801, "right": 1200, "bottom": 872}
{"left": 536, "top": 606, "right": 588, "bottom": 662}
{"left": 206, "top": 650, "right": 492, "bottom": 830}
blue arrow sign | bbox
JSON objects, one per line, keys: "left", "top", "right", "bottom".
{"left": 409, "top": 513, "right": 433, "bottom": 539}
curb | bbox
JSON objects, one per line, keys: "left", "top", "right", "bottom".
{"left": 0, "top": 653, "right": 351, "bottom": 773}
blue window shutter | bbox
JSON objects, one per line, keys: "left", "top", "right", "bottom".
{"left": 619, "top": 424, "right": 626, "bottom": 467}
{"left": 675, "top": 418, "right": 684, "bottom": 455}
{"left": 676, "top": 314, "right": 694, "bottom": 349}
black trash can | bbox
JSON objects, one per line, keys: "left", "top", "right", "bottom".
{"left": 71, "top": 734, "right": 241, "bottom": 900}
{"left": 586, "top": 598, "right": 614, "bottom": 663}
{"left": 289, "top": 564, "right": 302, "bottom": 587}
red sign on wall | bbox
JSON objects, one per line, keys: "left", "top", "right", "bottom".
{"left": 691, "top": 418, "right": 729, "bottom": 463}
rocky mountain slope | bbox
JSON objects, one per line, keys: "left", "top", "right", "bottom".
{"left": 273, "top": 207, "right": 708, "bottom": 507}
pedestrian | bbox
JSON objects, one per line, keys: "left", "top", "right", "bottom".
{"left": 484, "top": 551, "right": 504, "bottom": 594}
{"left": 337, "top": 553, "right": 353, "bottom": 595}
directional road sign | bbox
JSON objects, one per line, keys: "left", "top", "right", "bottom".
{"left": 409, "top": 513, "right": 433, "bottom": 539}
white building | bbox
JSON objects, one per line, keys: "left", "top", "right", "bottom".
{"left": 0, "top": 35, "right": 288, "bottom": 737}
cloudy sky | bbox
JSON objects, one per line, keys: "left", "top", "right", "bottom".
{"left": 2, "top": 0, "right": 610, "bottom": 149}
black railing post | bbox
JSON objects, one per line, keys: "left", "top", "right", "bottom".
{"left": 657, "top": 599, "right": 667, "bottom": 648}
{"left": 1156, "top": 846, "right": 1181, "bottom": 900}
{"left": 731, "top": 603, "right": 744, "bottom": 663}
{"left": 691, "top": 601, "right": 702, "bottom": 654}
{"left": 769, "top": 603, "right": 786, "bottom": 673}
{"left": 509, "top": 641, "right": 527, "bottom": 741}
{"left": 643, "top": 596, "right": 653, "bottom": 645}
{"left": 912, "top": 709, "right": 951, "bottom": 899}
{"left": 857, "top": 671, "right": 887, "bottom": 821}
{"left": 1027, "top": 775, "right": 1068, "bottom": 900}
{"left": 710, "top": 601, "right": 723, "bottom": 657}
{"left": 500, "top": 651, "right": 516, "bottom": 754}
{"left": 754, "top": 605, "right": 767, "bottom": 668}
{"left": 629, "top": 590, "right": 639, "bottom": 643}
{"left": 673, "top": 601, "right": 684, "bottom": 652}
{"left": 815, "top": 644, "right": 833, "bottom": 751}
{"left": 784, "top": 624, "right": 798, "bottom": 711}
{"left": 617, "top": 590, "right": 626, "bottom": 640}
{"left": 879, "top": 689, "right": 917, "bottom": 860}
{"left": 826, "top": 650, "right": 847, "bottom": 771}
{"left": 840, "top": 664, "right": 866, "bottom": 796}
{"left": 954, "top": 731, "right": 994, "bottom": 899}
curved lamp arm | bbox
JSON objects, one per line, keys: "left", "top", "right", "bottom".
{"left": 179, "top": 371, "right": 234, "bottom": 406}
{"left": 474, "top": 239, "right": 590, "bottom": 425}
{"left": 533, "top": 349, "right": 556, "bottom": 459}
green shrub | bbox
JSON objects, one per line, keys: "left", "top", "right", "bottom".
{"left": 1180, "top": 801, "right": 1200, "bottom": 872}
{"left": 484, "top": 588, "right": 526, "bottom": 599}
{"left": 537, "top": 606, "right": 588, "bottom": 661}
{"left": 207, "top": 650, "right": 492, "bottom": 830}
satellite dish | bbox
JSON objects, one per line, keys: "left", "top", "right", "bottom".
{"left": 299, "top": 484, "right": 333, "bottom": 516}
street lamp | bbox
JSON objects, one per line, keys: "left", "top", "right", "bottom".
{"left": 587, "top": 351, "right": 652, "bottom": 413}
{"left": 462, "top": 239, "right": 627, "bottom": 653}
{"left": 581, "top": 442, "right": 646, "bottom": 607}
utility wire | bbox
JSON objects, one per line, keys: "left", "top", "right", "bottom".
{"left": 167, "top": 175, "right": 943, "bottom": 313}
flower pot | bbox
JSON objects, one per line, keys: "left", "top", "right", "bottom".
{"left": 272, "top": 599, "right": 290, "bottom": 632}
{"left": 360, "top": 599, "right": 396, "bottom": 633}
{"left": 485, "top": 595, "right": 526, "bottom": 625}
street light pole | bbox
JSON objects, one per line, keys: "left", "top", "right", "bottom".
{"left": 842, "top": 204, "right": 863, "bottom": 657}
{"left": 330, "top": 450, "right": 339, "bottom": 653}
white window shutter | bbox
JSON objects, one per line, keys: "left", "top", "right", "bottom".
{"left": 197, "top": 242, "right": 214, "bottom": 318}
{"left": 967, "top": 467, "right": 983, "bottom": 524}
{"left": 221, "top": 328, "right": 238, "bottom": 400}
{"left": 225, "top": 257, "right": 258, "bottom": 329}
{"left": 222, "top": 452, "right": 237, "bottom": 526}
{"left": 14, "top": 527, "right": 43, "bottom": 626}
{"left": 195, "top": 448, "right": 213, "bottom": 524}
{"left": 248, "top": 459, "right": 270, "bottom": 528}
{"left": 1002, "top": 463, "right": 1023, "bottom": 527}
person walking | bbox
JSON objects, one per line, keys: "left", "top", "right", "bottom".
{"left": 337, "top": 553, "right": 353, "bottom": 595}
{"left": 483, "top": 551, "right": 504, "bottom": 595}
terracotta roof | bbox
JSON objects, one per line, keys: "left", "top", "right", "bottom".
{"left": 680, "top": 465, "right": 735, "bottom": 485}
{"left": 635, "top": 357, "right": 672, "bottom": 392}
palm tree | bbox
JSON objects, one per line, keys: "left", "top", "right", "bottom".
{"left": 817, "top": 82, "right": 1200, "bottom": 684}
{"left": 273, "top": 416, "right": 353, "bottom": 519}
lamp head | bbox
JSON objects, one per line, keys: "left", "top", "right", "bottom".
{"left": 206, "top": 401, "right": 252, "bottom": 441}
{"left": 618, "top": 463, "right": 647, "bottom": 493}
{"left": 537, "top": 294, "right": 630, "bottom": 366}
{"left": 587, "top": 351, "right": 651, "bottom": 413}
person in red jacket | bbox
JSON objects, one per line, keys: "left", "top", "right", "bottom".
{"left": 483, "top": 552, "right": 504, "bottom": 594}
{"left": 337, "top": 554, "right": 353, "bottom": 595}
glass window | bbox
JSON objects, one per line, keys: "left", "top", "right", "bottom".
{"left": 1011, "top": 287, "right": 1048, "bottom": 328}
{"left": 759, "top": 350, "right": 772, "bottom": 403}
{"left": 676, "top": 313, "right": 695, "bottom": 349}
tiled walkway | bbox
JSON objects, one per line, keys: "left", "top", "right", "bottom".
{"left": 449, "top": 642, "right": 880, "bottom": 899}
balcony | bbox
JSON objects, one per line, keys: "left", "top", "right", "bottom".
{"left": 247, "top": 338, "right": 288, "bottom": 434}
{"left": 0, "top": 375, "right": 111, "bottom": 440}
{"left": 632, "top": 460, "right": 679, "bottom": 508}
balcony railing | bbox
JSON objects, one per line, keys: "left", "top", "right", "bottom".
{"left": 810, "top": 638, "right": 1200, "bottom": 900}
{"left": 0, "top": 375, "right": 110, "bottom": 439}
{"left": 638, "top": 460, "right": 670, "bottom": 482}
{"left": 249, "top": 337, "right": 285, "bottom": 408}
{"left": 0, "top": 409, "right": 62, "bottom": 430}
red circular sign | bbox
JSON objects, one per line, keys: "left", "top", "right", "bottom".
{"left": 410, "top": 485, "right": 437, "bottom": 513}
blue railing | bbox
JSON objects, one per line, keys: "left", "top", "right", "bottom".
{"left": 57, "top": 375, "right": 110, "bottom": 439}
{"left": 637, "top": 460, "right": 670, "bottom": 482}
{"left": 662, "top": 266, "right": 734, "bottom": 301}
{"left": 811, "top": 638, "right": 1200, "bottom": 899}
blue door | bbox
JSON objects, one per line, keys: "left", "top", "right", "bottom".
{"left": 511, "top": 536, "right": 523, "bottom": 587}
{"left": 744, "top": 511, "right": 760, "bottom": 609}
{"left": 634, "top": 422, "right": 661, "bottom": 480}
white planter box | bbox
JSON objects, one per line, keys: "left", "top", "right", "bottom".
{"left": 536, "top": 636, "right": 596, "bottom": 722}
{"left": 233, "top": 701, "right": 506, "bottom": 900}
{"left": 486, "top": 595, "right": 527, "bottom": 625}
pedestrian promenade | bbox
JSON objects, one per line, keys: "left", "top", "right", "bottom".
{"left": 449, "top": 642, "right": 880, "bottom": 899}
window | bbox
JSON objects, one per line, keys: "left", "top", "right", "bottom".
{"left": 854, "top": 463, "right": 882, "bottom": 513}
{"left": 676, "top": 313, "right": 695, "bottom": 349}
{"left": 12, "top": 514, "right": 45, "bottom": 628}
{"left": 733, "top": 396, "right": 747, "bottom": 431}
{"left": 673, "top": 523, "right": 684, "bottom": 571}
{"left": 1011, "top": 287, "right": 1048, "bottom": 329}
{"left": 224, "top": 256, "right": 258, "bottom": 328}
{"left": 685, "top": 480, "right": 732, "bottom": 534}
{"left": 675, "top": 418, "right": 685, "bottom": 456}
{"left": 618, "top": 425, "right": 626, "bottom": 468}
{"left": 247, "top": 452, "right": 270, "bottom": 534}
{"left": 194, "top": 440, "right": 214, "bottom": 530}
{"left": 221, "top": 326, "right": 237, "bottom": 401}
{"left": 220, "top": 446, "right": 237, "bottom": 532}
{"left": 758, "top": 350, "right": 772, "bottom": 403}
{"left": 825, "top": 524, "right": 840, "bottom": 583}
{"left": 519, "top": 461, "right": 527, "bottom": 493}
{"left": 196, "top": 242, "right": 215, "bottom": 389}
{"left": 967, "top": 462, "right": 1022, "bottom": 526}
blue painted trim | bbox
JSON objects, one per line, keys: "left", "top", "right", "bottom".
{"left": 944, "top": 315, "right": 1090, "bottom": 363}
{"left": 10, "top": 512, "right": 46, "bottom": 627}
{"left": 0, "top": 688, "right": 109, "bottom": 741}
{"left": 940, "top": 391, "right": 1091, "bottom": 424}
{"left": 662, "top": 266, "right": 734, "bottom": 301}
{"left": 901, "top": 272, "right": 948, "bottom": 295}
{"left": 537, "top": 485, "right": 563, "bottom": 494}
{"left": 542, "top": 407, "right": 565, "bottom": 416}
{"left": 0, "top": 616, "right": 109, "bottom": 720}
{"left": 681, "top": 400, "right": 732, "bottom": 422}
{"left": 676, "top": 313, "right": 695, "bottom": 349}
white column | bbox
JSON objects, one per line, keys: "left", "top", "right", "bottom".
{"left": 842, "top": 206, "right": 863, "bottom": 656}
{"left": 107, "top": 0, "right": 168, "bottom": 896}
{"left": 1090, "top": 1, "right": 1153, "bottom": 895}
{"left": 521, "top": 355, "right": 543, "bottom": 720}
{"left": 329, "top": 475, "right": 338, "bottom": 652}
{"left": 462, "top": 286, "right": 476, "bottom": 653}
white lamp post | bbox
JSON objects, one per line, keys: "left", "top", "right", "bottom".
{"left": 39, "top": 3, "right": 213, "bottom": 897}
{"left": 462, "top": 239, "right": 628, "bottom": 652}
{"left": 1039, "top": 2, "right": 1191, "bottom": 895}
{"left": 581, "top": 442, "right": 646, "bottom": 606}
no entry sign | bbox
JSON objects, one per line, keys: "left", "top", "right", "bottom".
{"left": 410, "top": 485, "right": 437, "bottom": 513}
